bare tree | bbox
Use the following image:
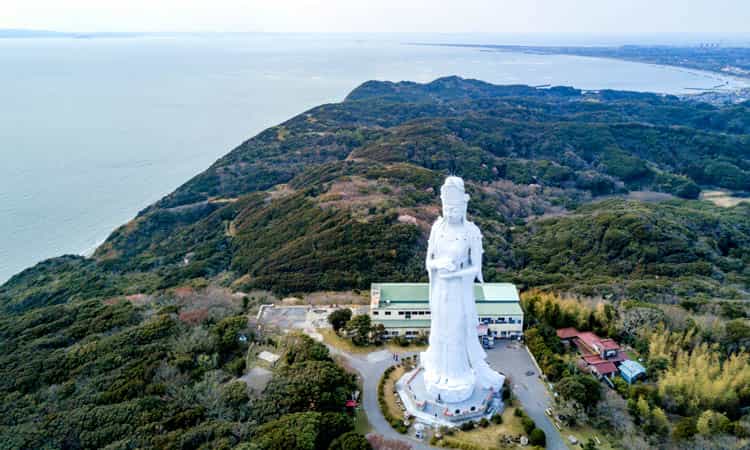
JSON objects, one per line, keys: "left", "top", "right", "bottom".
{"left": 366, "top": 433, "right": 412, "bottom": 450}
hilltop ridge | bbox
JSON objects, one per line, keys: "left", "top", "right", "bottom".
{"left": 2, "top": 76, "right": 749, "bottom": 313}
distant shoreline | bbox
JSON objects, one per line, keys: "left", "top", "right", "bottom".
{"left": 409, "top": 42, "right": 750, "bottom": 87}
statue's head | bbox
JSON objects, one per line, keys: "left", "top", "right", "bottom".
{"left": 440, "top": 176, "right": 469, "bottom": 225}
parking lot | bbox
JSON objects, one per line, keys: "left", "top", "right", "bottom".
{"left": 486, "top": 340, "right": 566, "bottom": 450}
{"left": 257, "top": 305, "right": 565, "bottom": 449}
{"left": 258, "top": 304, "right": 369, "bottom": 331}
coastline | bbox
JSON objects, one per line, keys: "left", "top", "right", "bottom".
{"left": 408, "top": 42, "right": 750, "bottom": 97}
{"left": 2, "top": 36, "right": 749, "bottom": 286}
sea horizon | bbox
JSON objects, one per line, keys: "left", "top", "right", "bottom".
{"left": 1, "top": 32, "right": 748, "bottom": 284}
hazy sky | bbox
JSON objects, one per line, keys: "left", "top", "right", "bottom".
{"left": 3, "top": 0, "right": 749, "bottom": 33}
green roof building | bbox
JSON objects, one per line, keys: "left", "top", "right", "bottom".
{"left": 370, "top": 282, "right": 523, "bottom": 339}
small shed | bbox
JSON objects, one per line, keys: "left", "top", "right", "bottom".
{"left": 258, "top": 350, "right": 281, "bottom": 365}
{"left": 619, "top": 360, "right": 646, "bottom": 384}
{"left": 590, "top": 361, "right": 618, "bottom": 379}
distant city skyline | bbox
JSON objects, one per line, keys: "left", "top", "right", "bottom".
{"left": 3, "top": 0, "right": 750, "bottom": 34}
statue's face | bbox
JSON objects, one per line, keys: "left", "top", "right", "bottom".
{"left": 444, "top": 205, "right": 463, "bottom": 224}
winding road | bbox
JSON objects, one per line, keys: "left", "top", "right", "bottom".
{"left": 325, "top": 341, "right": 566, "bottom": 450}
{"left": 272, "top": 305, "right": 565, "bottom": 449}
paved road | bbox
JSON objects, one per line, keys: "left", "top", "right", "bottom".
{"left": 264, "top": 306, "right": 565, "bottom": 450}
{"left": 486, "top": 341, "right": 567, "bottom": 450}
{"left": 327, "top": 345, "right": 434, "bottom": 450}
{"left": 331, "top": 341, "right": 567, "bottom": 450}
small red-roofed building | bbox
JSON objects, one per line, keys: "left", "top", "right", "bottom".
{"left": 589, "top": 361, "right": 618, "bottom": 378}
{"left": 557, "top": 327, "right": 626, "bottom": 379}
{"left": 556, "top": 327, "right": 579, "bottom": 341}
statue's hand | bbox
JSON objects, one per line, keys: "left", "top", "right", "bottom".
{"left": 439, "top": 265, "right": 478, "bottom": 279}
{"left": 441, "top": 262, "right": 456, "bottom": 272}
{"left": 431, "top": 258, "right": 455, "bottom": 272}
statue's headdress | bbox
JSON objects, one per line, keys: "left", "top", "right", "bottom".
{"left": 440, "top": 176, "right": 469, "bottom": 215}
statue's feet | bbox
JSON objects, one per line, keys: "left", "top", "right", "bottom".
{"left": 424, "top": 375, "right": 475, "bottom": 404}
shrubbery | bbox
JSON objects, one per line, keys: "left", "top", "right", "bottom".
{"left": 528, "top": 428, "right": 546, "bottom": 447}
{"left": 459, "top": 420, "right": 476, "bottom": 431}
{"left": 377, "top": 366, "right": 408, "bottom": 434}
{"left": 328, "top": 308, "right": 352, "bottom": 332}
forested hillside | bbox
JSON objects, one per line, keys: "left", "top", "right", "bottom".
{"left": 4, "top": 76, "right": 748, "bottom": 309}
{"left": 1, "top": 76, "right": 749, "bottom": 448}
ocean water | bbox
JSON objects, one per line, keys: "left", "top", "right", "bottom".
{"left": 0, "top": 33, "right": 747, "bottom": 283}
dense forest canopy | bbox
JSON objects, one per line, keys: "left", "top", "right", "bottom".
{"left": 3, "top": 76, "right": 748, "bottom": 309}
{"left": 1, "top": 76, "right": 749, "bottom": 448}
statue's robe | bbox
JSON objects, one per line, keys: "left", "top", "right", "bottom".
{"left": 422, "top": 217, "right": 504, "bottom": 403}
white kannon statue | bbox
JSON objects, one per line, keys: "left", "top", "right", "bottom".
{"left": 421, "top": 176, "right": 505, "bottom": 403}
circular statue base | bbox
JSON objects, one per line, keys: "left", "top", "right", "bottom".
{"left": 395, "top": 367, "right": 504, "bottom": 428}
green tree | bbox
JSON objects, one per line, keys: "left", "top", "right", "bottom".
{"left": 255, "top": 412, "right": 353, "bottom": 450}
{"left": 256, "top": 361, "right": 357, "bottom": 421}
{"left": 282, "top": 333, "right": 331, "bottom": 365}
{"left": 328, "top": 308, "right": 353, "bottom": 333}
{"left": 722, "top": 319, "right": 750, "bottom": 354}
{"left": 582, "top": 438, "right": 598, "bottom": 450}
{"left": 636, "top": 396, "right": 651, "bottom": 425}
{"left": 673, "top": 416, "right": 697, "bottom": 440}
{"left": 651, "top": 406, "right": 670, "bottom": 436}
{"left": 612, "top": 377, "right": 629, "bottom": 398}
{"left": 346, "top": 315, "right": 373, "bottom": 346}
{"left": 327, "top": 431, "right": 373, "bottom": 450}
{"left": 556, "top": 375, "right": 602, "bottom": 409}
{"left": 212, "top": 315, "right": 248, "bottom": 355}
{"left": 696, "top": 410, "right": 730, "bottom": 436}
{"left": 528, "top": 428, "right": 546, "bottom": 447}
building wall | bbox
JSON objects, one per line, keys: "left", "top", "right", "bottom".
{"left": 371, "top": 310, "right": 523, "bottom": 339}
{"left": 487, "top": 321, "right": 524, "bottom": 337}
{"left": 381, "top": 328, "right": 426, "bottom": 337}
{"left": 370, "top": 282, "right": 523, "bottom": 339}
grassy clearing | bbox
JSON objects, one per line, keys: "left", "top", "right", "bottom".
{"left": 701, "top": 189, "right": 750, "bottom": 207}
{"left": 319, "top": 329, "right": 375, "bottom": 354}
{"left": 354, "top": 407, "right": 372, "bottom": 434}
{"left": 437, "top": 405, "right": 527, "bottom": 449}
{"left": 559, "top": 424, "right": 615, "bottom": 450}
{"left": 383, "top": 366, "right": 407, "bottom": 420}
{"left": 386, "top": 341, "right": 428, "bottom": 354}
{"left": 319, "top": 328, "right": 427, "bottom": 355}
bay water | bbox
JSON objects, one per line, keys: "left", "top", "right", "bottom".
{"left": 1, "top": 33, "right": 746, "bottom": 283}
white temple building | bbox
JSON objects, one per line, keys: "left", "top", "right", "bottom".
{"left": 369, "top": 282, "right": 523, "bottom": 339}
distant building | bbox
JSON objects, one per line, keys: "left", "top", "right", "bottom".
{"left": 619, "top": 360, "right": 647, "bottom": 384}
{"left": 557, "top": 327, "right": 627, "bottom": 379}
{"left": 370, "top": 282, "right": 523, "bottom": 339}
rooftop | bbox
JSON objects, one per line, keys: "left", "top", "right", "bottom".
{"left": 556, "top": 327, "right": 579, "bottom": 339}
{"left": 370, "top": 283, "right": 523, "bottom": 316}
{"left": 558, "top": 327, "right": 621, "bottom": 354}
{"left": 599, "top": 339, "right": 620, "bottom": 351}
{"left": 591, "top": 361, "right": 618, "bottom": 375}
{"left": 619, "top": 360, "right": 647, "bottom": 377}
{"left": 372, "top": 282, "right": 519, "bottom": 303}
{"left": 583, "top": 353, "right": 626, "bottom": 365}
